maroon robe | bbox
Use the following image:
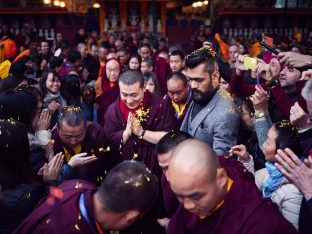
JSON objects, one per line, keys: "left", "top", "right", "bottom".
{"left": 103, "top": 92, "right": 177, "bottom": 178}
{"left": 163, "top": 94, "right": 190, "bottom": 128}
{"left": 154, "top": 57, "right": 171, "bottom": 94}
{"left": 167, "top": 157, "right": 298, "bottom": 234}
{"left": 96, "top": 84, "right": 120, "bottom": 126}
{"left": 161, "top": 174, "right": 179, "bottom": 217}
{"left": 104, "top": 92, "right": 177, "bottom": 234}
{"left": 14, "top": 180, "right": 100, "bottom": 234}
{"left": 96, "top": 58, "right": 123, "bottom": 126}
{"left": 52, "top": 122, "right": 116, "bottom": 185}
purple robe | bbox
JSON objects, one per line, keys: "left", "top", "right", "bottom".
{"left": 14, "top": 180, "right": 100, "bottom": 234}
{"left": 96, "top": 84, "right": 120, "bottom": 126}
{"left": 103, "top": 92, "right": 177, "bottom": 178}
{"left": 104, "top": 92, "right": 177, "bottom": 234}
{"left": 52, "top": 122, "right": 116, "bottom": 185}
{"left": 161, "top": 174, "right": 180, "bottom": 217}
{"left": 163, "top": 94, "right": 191, "bottom": 128}
{"left": 167, "top": 157, "right": 298, "bottom": 234}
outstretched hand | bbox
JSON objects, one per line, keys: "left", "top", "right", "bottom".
{"left": 275, "top": 148, "right": 312, "bottom": 200}
{"left": 68, "top": 152, "right": 97, "bottom": 167}
{"left": 278, "top": 52, "right": 312, "bottom": 68}
{"left": 250, "top": 85, "right": 269, "bottom": 113}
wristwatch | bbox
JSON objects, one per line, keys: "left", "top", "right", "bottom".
{"left": 139, "top": 129, "right": 146, "bottom": 139}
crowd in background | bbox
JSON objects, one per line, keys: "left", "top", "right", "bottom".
{"left": 0, "top": 22, "right": 312, "bottom": 234}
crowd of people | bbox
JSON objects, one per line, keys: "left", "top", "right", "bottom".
{"left": 0, "top": 23, "right": 312, "bottom": 234}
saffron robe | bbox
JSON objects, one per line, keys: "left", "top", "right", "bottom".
{"left": 167, "top": 157, "right": 298, "bottom": 234}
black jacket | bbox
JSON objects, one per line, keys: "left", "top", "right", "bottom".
{"left": 0, "top": 183, "right": 44, "bottom": 234}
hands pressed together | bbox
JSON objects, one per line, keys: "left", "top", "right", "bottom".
{"left": 123, "top": 112, "right": 144, "bottom": 143}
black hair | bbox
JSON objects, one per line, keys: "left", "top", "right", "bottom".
{"left": 0, "top": 75, "right": 28, "bottom": 93}
{"left": 40, "top": 68, "right": 62, "bottom": 97}
{"left": 169, "top": 49, "right": 185, "bottom": 61}
{"left": 49, "top": 56, "right": 63, "bottom": 69}
{"left": 9, "top": 61, "right": 27, "bottom": 78}
{"left": 57, "top": 106, "right": 87, "bottom": 129}
{"left": 60, "top": 40, "right": 70, "bottom": 51}
{"left": 139, "top": 43, "right": 151, "bottom": 50}
{"left": 129, "top": 54, "right": 142, "bottom": 64}
{"left": 40, "top": 39, "right": 49, "bottom": 45}
{"left": 67, "top": 50, "right": 82, "bottom": 64}
{"left": 185, "top": 47, "right": 218, "bottom": 75}
{"left": 60, "top": 74, "right": 81, "bottom": 106}
{"left": 155, "top": 131, "right": 192, "bottom": 155}
{"left": 0, "top": 86, "right": 40, "bottom": 131}
{"left": 143, "top": 72, "right": 162, "bottom": 96}
{"left": 141, "top": 57, "right": 153, "bottom": 67}
{"left": 273, "top": 120, "right": 302, "bottom": 157}
{"left": 167, "top": 71, "right": 188, "bottom": 86}
{"left": 99, "top": 160, "right": 158, "bottom": 213}
{"left": 117, "top": 47, "right": 129, "bottom": 55}
{"left": 119, "top": 70, "right": 144, "bottom": 88}
{"left": 0, "top": 119, "right": 35, "bottom": 189}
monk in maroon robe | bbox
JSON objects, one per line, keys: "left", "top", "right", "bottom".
{"left": 52, "top": 107, "right": 115, "bottom": 186}
{"left": 163, "top": 72, "right": 191, "bottom": 128}
{"left": 14, "top": 161, "right": 159, "bottom": 234}
{"left": 103, "top": 69, "right": 177, "bottom": 178}
{"left": 155, "top": 131, "right": 193, "bottom": 218}
{"left": 104, "top": 70, "right": 177, "bottom": 234}
{"left": 94, "top": 58, "right": 123, "bottom": 125}
{"left": 166, "top": 140, "right": 297, "bottom": 234}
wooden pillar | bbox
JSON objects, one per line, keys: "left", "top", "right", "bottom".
{"left": 119, "top": 1, "right": 128, "bottom": 30}
{"left": 99, "top": 0, "right": 105, "bottom": 36}
{"left": 160, "top": 1, "right": 166, "bottom": 35}
{"left": 140, "top": 0, "right": 148, "bottom": 32}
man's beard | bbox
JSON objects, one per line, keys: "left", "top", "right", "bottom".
{"left": 191, "top": 85, "right": 218, "bottom": 106}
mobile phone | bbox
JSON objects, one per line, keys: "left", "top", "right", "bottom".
{"left": 243, "top": 57, "right": 257, "bottom": 70}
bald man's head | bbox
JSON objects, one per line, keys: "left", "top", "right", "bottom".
{"left": 168, "top": 139, "right": 228, "bottom": 216}
{"left": 169, "top": 139, "right": 220, "bottom": 181}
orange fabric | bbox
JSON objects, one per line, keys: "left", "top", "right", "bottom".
{"left": 94, "top": 77, "right": 103, "bottom": 98}
{"left": 294, "top": 32, "right": 302, "bottom": 42}
{"left": 2, "top": 39, "right": 17, "bottom": 60}
{"left": 249, "top": 42, "right": 261, "bottom": 58}
{"left": 0, "top": 45, "right": 4, "bottom": 63}
{"left": 13, "top": 49, "right": 30, "bottom": 62}
{"left": 215, "top": 33, "right": 229, "bottom": 62}
{"left": 199, "top": 177, "right": 234, "bottom": 220}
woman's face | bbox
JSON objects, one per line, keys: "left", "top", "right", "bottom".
{"left": 145, "top": 78, "right": 155, "bottom": 94}
{"left": 263, "top": 126, "right": 278, "bottom": 162}
{"left": 240, "top": 103, "right": 254, "bottom": 131}
{"left": 220, "top": 78, "right": 230, "bottom": 91}
{"left": 31, "top": 99, "right": 43, "bottom": 131}
{"left": 46, "top": 72, "right": 61, "bottom": 93}
{"left": 129, "top": 57, "right": 140, "bottom": 70}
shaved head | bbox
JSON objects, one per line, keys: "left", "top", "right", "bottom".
{"left": 168, "top": 139, "right": 227, "bottom": 216}
{"left": 169, "top": 139, "right": 219, "bottom": 182}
